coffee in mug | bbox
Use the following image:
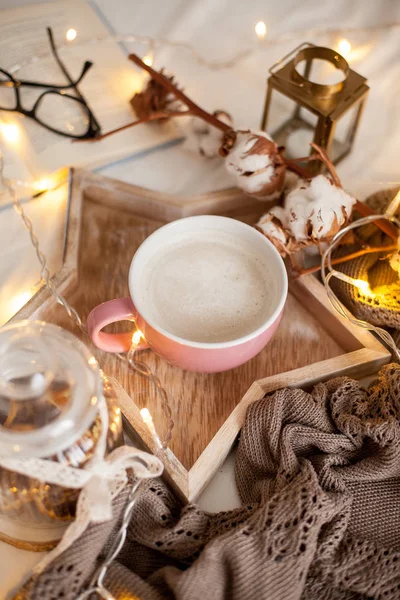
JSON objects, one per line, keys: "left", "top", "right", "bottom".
{"left": 137, "top": 229, "right": 275, "bottom": 343}
{"left": 88, "top": 216, "right": 288, "bottom": 373}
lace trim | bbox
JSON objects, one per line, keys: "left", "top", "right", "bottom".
{"left": 0, "top": 396, "right": 163, "bottom": 574}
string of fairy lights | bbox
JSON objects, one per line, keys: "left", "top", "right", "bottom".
{"left": 5, "top": 19, "right": 400, "bottom": 75}
{"left": 1, "top": 16, "right": 399, "bottom": 192}
{"left": 1, "top": 20, "right": 400, "bottom": 600}
{"left": 321, "top": 191, "right": 400, "bottom": 363}
{"left": 0, "top": 18, "right": 395, "bottom": 189}
{"left": 0, "top": 151, "right": 171, "bottom": 453}
{"left": 1, "top": 19, "right": 400, "bottom": 438}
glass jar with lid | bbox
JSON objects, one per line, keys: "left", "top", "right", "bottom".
{"left": 0, "top": 320, "right": 123, "bottom": 551}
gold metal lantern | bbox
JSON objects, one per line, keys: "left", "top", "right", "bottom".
{"left": 261, "top": 43, "right": 369, "bottom": 174}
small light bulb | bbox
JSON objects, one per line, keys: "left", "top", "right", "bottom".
{"left": 9, "top": 291, "right": 32, "bottom": 315}
{"left": 33, "top": 179, "right": 50, "bottom": 193}
{"left": 255, "top": 21, "right": 267, "bottom": 39}
{"left": 140, "top": 407, "right": 164, "bottom": 452}
{"left": 354, "top": 279, "right": 371, "bottom": 295}
{"left": 140, "top": 407, "right": 152, "bottom": 424}
{"left": 143, "top": 55, "right": 153, "bottom": 67}
{"left": 0, "top": 122, "right": 19, "bottom": 143}
{"left": 337, "top": 38, "right": 352, "bottom": 58}
{"left": 132, "top": 329, "right": 143, "bottom": 345}
{"left": 66, "top": 28, "right": 77, "bottom": 41}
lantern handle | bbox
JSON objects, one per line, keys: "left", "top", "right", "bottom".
{"left": 269, "top": 42, "right": 315, "bottom": 76}
{"left": 292, "top": 46, "right": 349, "bottom": 97}
{"left": 269, "top": 43, "right": 350, "bottom": 98}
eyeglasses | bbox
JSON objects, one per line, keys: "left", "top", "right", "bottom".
{"left": 0, "top": 27, "right": 101, "bottom": 140}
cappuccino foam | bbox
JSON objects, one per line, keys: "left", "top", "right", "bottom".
{"left": 137, "top": 230, "right": 275, "bottom": 343}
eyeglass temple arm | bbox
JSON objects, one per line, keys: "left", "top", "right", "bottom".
{"left": 46, "top": 26, "right": 101, "bottom": 133}
{"left": 0, "top": 61, "right": 94, "bottom": 91}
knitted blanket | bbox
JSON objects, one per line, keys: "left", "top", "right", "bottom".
{"left": 15, "top": 363, "right": 400, "bottom": 600}
{"left": 332, "top": 186, "right": 400, "bottom": 333}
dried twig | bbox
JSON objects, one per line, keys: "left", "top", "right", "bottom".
{"left": 284, "top": 144, "right": 342, "bottom": 185}
{"left": 76, "top": 110, "right": 193, "bottom": 142}
{"left": 128, "top": 54, "right": 232, "bottom": 134}
{"left": 284, "top": 159, "right": 313, "bottom": 179}
{"left": 286, "top": 154, "right": 317, "bottom": 163}
{"left": 75, "top": 58, "right": 400, "bottom": 247}
{"left": 353, "top": 200, "right": 398, "bottom": 241}
{"left": 310, "top": 143, "right": 342, "bottom": 186}
{"left": 78, "top": 54, "right": 232, "bottom": 143}
{"left": 293, "top": 243, "right": 398, "bottom": 277}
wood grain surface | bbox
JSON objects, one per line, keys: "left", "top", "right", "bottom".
{"left": 15, "top": 170, "right": 391, "bottom": 501}
{"left": 35, "top": 183, "right": 348, "bottom": 468}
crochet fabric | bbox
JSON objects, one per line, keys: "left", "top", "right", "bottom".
{"left": 15, "top": 363, "right": 400, "bottom": 600}
{"left": 332, "top": 186, "right": 400, "bottom": 332}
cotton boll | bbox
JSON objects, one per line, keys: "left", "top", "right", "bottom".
{"left": 307, "top": 175, "right": 355, "bottom": 239}
{"left": 310, "top": 175, "right": 355, "bottom": 218}
{"left": 309, "top": 206, "right": 339, "bottom": 240}
{"left": 284, "top": 183, "right": 313, "bottom": 240}
{"left": 199, "top": 122, "right": 229, "bottom": 158}
{"left": 191, "top": 116, "right": 208, "bottom": 136}
{"left": 258, "top": 219, "right": 287, "bottom": 245}
{"left": 225, "top": 131, "right": 274, "bottom": 174}
{"left": 223, "top": 129, "right": 286, "bottom": 200}
{"left": 269, "top": 205, "right": 289, "bottom": 227}
{"left": 191, "top": 111, "right": 233, "bottom": 158}
{"left": 284, "top": 175, "right": 355, "bottom": 241}
{"left": 257, "top": 211, "right": 289, "bottom": 255}
{"left": 198, "top": 134, "right": 224, "bottom": 158}
{"left": 235, "top": 164, "right": 275, "bottom": 194}
{"left": 256, "top": 173, "right": 356, "bottom": 256}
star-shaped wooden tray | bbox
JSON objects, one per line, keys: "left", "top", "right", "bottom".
{"left": 11, "top": 169, "right": 391, "bottom": 502}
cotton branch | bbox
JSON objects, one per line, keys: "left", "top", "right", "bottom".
{"left": 128, "top": 54, "right": 232, "bottom": 134}
{"left": 293, "top": 244, "right": 398, "bottom": 277}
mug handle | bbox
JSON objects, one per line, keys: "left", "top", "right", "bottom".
{"left": 87, "top": 297, "right": 149, "bottom": 353}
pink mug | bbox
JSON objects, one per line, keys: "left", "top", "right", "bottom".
{"left": 87, "top": 215, "right": 287, "bottom": 372}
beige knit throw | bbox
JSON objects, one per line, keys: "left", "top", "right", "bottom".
{"left": 14, "top": 363, "right": 400, "bottom": 600}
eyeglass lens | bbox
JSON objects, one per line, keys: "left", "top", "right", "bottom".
{"left": 34, "top": 91, "right": 91, "bottom": 137}
{"left": 0, "top": 72, "right": 17, "bottom": 110}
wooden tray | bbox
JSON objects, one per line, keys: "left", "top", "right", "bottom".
{"left": 12, "top": 169, "right": 391, "bottom": 502}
